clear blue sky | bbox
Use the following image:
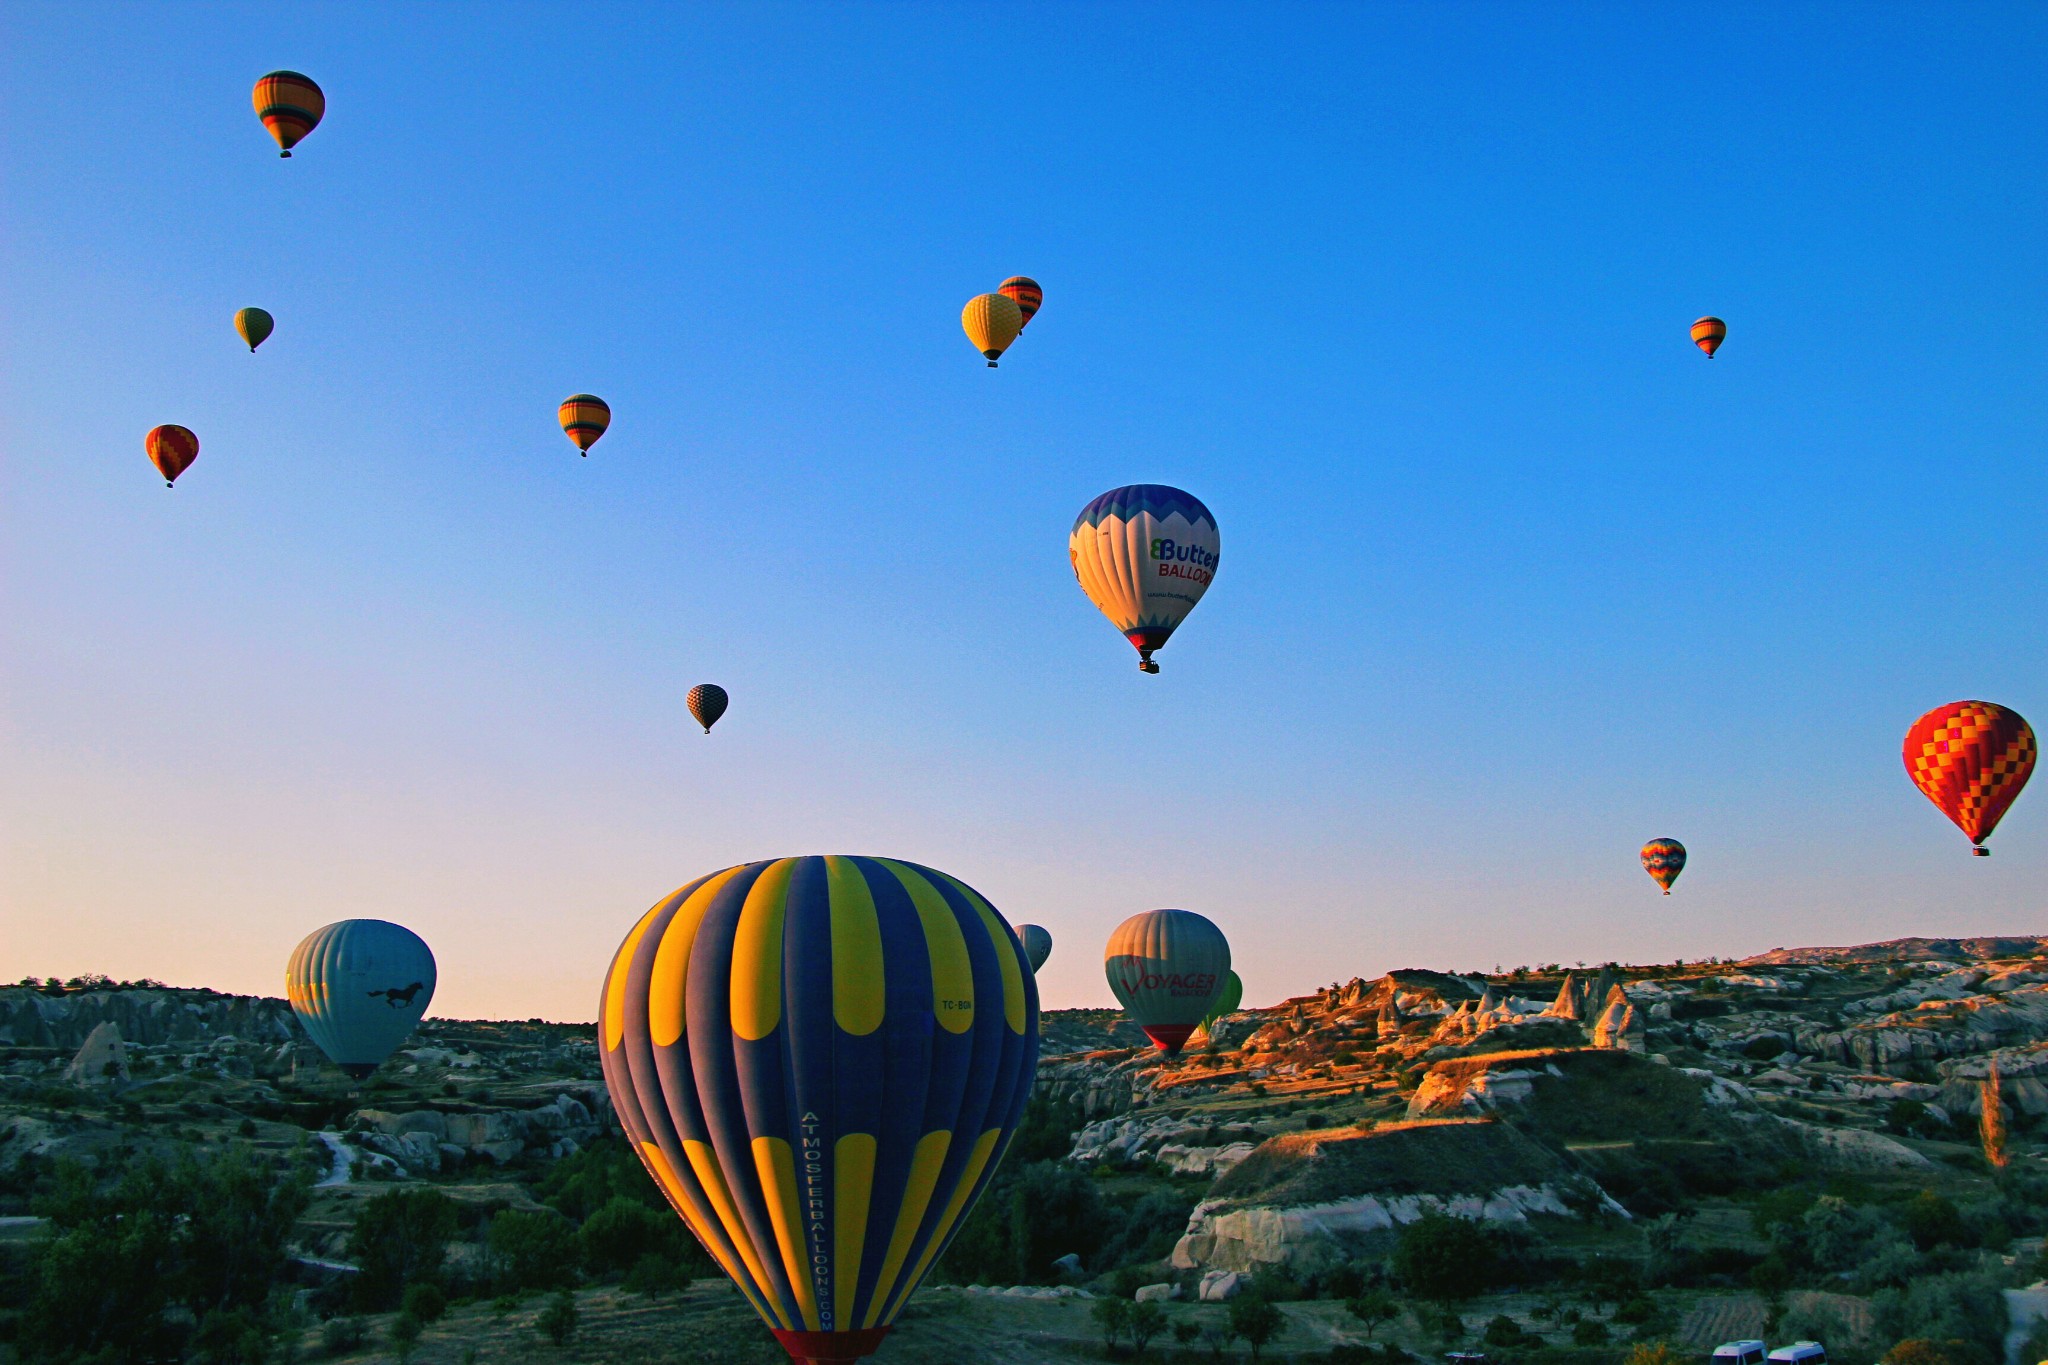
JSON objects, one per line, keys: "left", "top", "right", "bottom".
{"left": 4, "top": 5, "right": 2044, "bottom": 1021}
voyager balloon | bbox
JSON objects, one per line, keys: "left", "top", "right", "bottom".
{"left": 961, "top": 293, "right": 1023, "bottom": 367}
{"left": 559, "top": 395, "right": 611, "bottom": 454}
{"left": 145, "top": 425, "right": 199, "bottom": 487}
{"left": 600, "top": 857, "right": 1038, "bottom": 1365}
{"left": 997, "top": 277, "right": 1042, "bottom": 328}
{"left": 1904, "top": 701, "right": 2036, "bottom": 855}
{"left": 1640, "top": 839, "right": 1687, "bottom": 894}
{"left": 286, "top": 919, "right": 436, "bottom": 1080}
{"left": 1015, "top": 924, "right": 1052, "bottom": 972}
{"left": 1070, "top": 484, "right": 1220, "bottom": 673}
{"left": 687, "top": 684, "right": 728, "bottom": 735}
{"left": 1690, "top": 316, "right": 1726, "bottom": 358}
{"left": 1104, "top": 909, "right": 1231, "bottom": 1055}
{"left": 235, "top": 307, "right": 274, "bottom": 353}
{"left": 253, "top": 71, "right": 324, "bottom": 158}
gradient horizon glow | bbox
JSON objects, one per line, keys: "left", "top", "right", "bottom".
{"left": 4, "top": 6, "right": 2044, "bottom": 1022}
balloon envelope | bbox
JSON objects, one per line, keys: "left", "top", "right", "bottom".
{"left": 1640, "top": 839, "right": 1687, "bottom": 894}
{"left": 1904, "top": 701, "right": 2036, "bottom": 853}
{"left": 235, "top": 307, "right": 274, "bottom": 352}
{"left": 286, "top": 920, "right": 436, "bottom": 1079}
{"left": 961, "top": 293, "right": 1022, "bottom": 366}
{"left": 1104, "top": 909, "right": 1231, "bottom": 1054}
{"left": 145, "top": 425, "right": 199, "bottom": 486}
{"left": 1202, "top": 970, "right": 1243, "bottom": 1028}
{"left": 997, "top": 277, "right": 1042, "bottom": 328}
{"left": 687, "top": 684, "right": 729, "bottom": 734}
{"left": 600, "top": 857, "right": 1038, "bottom": 1365}
{"left": 559, "top": 394, "right": 611, "bottom": 453}
{"left": 1015, "top": 924, "right": 1052, "bottom": 972}
{"left": 1690, "top": 316, "right": 1726, "bottom": 357}
{"left": 1070, "top": 485, "right": 1219, "bottom": 673}
{"left": 252, "top": 71, "right": 324, "bottom": 157}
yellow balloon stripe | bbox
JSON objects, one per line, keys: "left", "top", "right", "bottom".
{"left": 684, "top": 1138, "right": 792, "bottom": 1331}
{"left": 884, "top": 1128, "right": 1004, "bottom": 1322}
{"left": 943, "top": 875, "right": 1026, "bottom": 1034}
{"left": 752, "top": 1136, "right": 820, "bottom": 1332}
{"left": 604, "top": 896, "right": 673, "bottom": 1052}
{"left": 825, "top": 856, "right": 886, "bottom": 1036}
{"left": 861, "top": 1130, "right": 951, "bottom": 1329}
{"left": 650, "top": 865, "right": 750, "bottom": 1047}
{"left": 877, "top": 860, "right": 973, "bottom": 1034}
{"left": 833, "top": 1134, "right": 876, "bottom": 1331}
{"left": 636, "top": 1141, "right": 771, "bottom": 1321}
{"left": 732, "top": 859, "right": 797, "bottom": 1042}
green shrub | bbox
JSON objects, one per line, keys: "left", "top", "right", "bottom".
{"left": 320, "top": 1317, "right": 366, "bottom": 1356}
{"left": 1574, "top": 1318, "right": 1612, "bottom": 1345}
{"left": 348, "top": 1188, "right": 458, "bottom": 1310}
{"left": 623, "top": 1253, "right": 690, "bottom": 1297}
{"left": 1391, "top": 1214, "right": 1499, "bottom": 1301}
{"left": 578, "top": 1197, "right": 687, "bottom": 1276}
{"left": 388, "top": 1311, "right": 423, "bottom": 1362}
{"left": 401, "top": 1283, "right": 446, "bottom": 1325}
{"left": 489, "top": 1210, "right": 583, "bottom": 1291}
{"left": 535, "top": 1290, "right": 578, "bottom": 1347}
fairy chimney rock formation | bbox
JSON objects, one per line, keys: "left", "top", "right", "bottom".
{"left": 64, "top": 1021, "right": 130, "bottom": 1085}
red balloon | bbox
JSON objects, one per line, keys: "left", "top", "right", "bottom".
{"left": 1904, "top": 701, "right": 2036, "bottom": 854}
{"left": 145, "top": 425, "right": 199, "bottom": 487}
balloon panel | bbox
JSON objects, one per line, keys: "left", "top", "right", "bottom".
{"left": 286, "top": 919, "right": 436, "bottom": 1075}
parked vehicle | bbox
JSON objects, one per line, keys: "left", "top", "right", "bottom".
{"left": 1767, "top": 1343, "right": 1827, "bottom": 1365}
{"left": 1712, "top": 1341, "right": 1768, "bottom": 1365}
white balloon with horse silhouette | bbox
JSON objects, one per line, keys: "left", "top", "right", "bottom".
{"left": 286, "top": 919, "right": 437, "bottom": 1079}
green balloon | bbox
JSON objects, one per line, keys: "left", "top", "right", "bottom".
{"left": 235, "top": 307, "right": 274, "bottom": 353}
{"left": 1202, "top": 970, "right": 1243, "bottom": 1028}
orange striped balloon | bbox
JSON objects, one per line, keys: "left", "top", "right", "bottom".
{"left": 145, "top": 425, "right": 199, "bottom": 487}
{"left": 558, "top": 395, "right": 611, "bottom": 454}
{"left": 998, "top": 276, "right": 1043, "bottom": 328}
{"left": 1691, "top": 316, "right": 1726, "bottom": 358}
{"left": 1904, "top": 701, "right": 2035, "bottom": 854}
{"left": 253, "top": 71, "right": 325, "bottom": 158}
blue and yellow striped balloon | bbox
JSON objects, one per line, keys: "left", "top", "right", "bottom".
{"left": 599, "top": 857, "right": 1039, "bottom": 1365}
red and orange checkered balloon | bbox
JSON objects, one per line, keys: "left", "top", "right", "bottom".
{"left": 1903, "top": 701, "right": 2035, "bottom": 854}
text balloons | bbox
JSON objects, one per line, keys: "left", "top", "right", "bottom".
{"left": 601, "top": 857, "right": 1038, "bottom": 1365}
{"left": 997, "top": 277, "right": 1042, "bottom": 328}
{"left": 687, "top": 684, "right": 729, "bottom": 734}
{"left": 235, "top": 307, "right": 274, "bottom": 353}
{"left": 559, "top": 394, "right": 611, "bottom": 454}
{"left": 1690, "top": 316, "right": 1726, "bottom": 358}
{"left": 253, "top": 71, "right": 325, "bottom": 158}
{"left": 1104, "top": 909, "right": 1231, "bottom": 1055}
{"left": 145, "top": 425, "right": 199, "bottom": 487}
{"left": 961, "top": 293, "right": 1022, "bottom": 367}
{"left": 286, "top": 920, "right": 437, "bottom": 1079}
{"left": 1070, "top": 484, "right": 1220, "bottom": 674}
{"left": 1015, "top": 924, "right": 1052, "bottom": 972}
{"left": 1904, "top": 701, "right": 2036, "bottom": 855}
{"left": 1640, "top": 839, "right": 1687, "bottom": 894}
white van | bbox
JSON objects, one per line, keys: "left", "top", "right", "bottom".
{"left": 1768, "top": 1343, "right": 1827, "bottom": 1365}
{"left": 1712, "top": 1342, "right": 1767, "bottom": 1365}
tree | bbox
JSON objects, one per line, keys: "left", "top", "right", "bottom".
{"left": 1092, "top": 1296, "right": 1132, "bottom": 1354}
{"left": 1229, "top": 1294, "right": 1285, "bottom": 1364}
{"left": 1129, "top": 1301, "right": 1167, "bottom": 1358}
{"left": 536, "top": 1290, "right": 579, "bottom": 1346}
{"left": 1982, "top": 1064, "right": 2009, "bottom": 1171}
{"left": 388, "top": 1311, "right": 423, "bottom": 1363}
{"left": 402, "top": 1283, "right": 447, "bottom": 1324}
{"left": 1903, "top": 1192, "right": 1971, "bottom": 1251}
{"left": 348, "top": 1189, "right": 458, "bottom": 1310}
{"left": 578, "top": 1197, "right": 687, "bottom": 1276}
{"left": 1391, "top": 1213, "right": 1499, "bottom": 1301}
{"left": 490, "top": 1210, "right": 583, "bottom": 1291}
{"left": 624, "top": 1252, "right": 691, "bottom": 1297}
{"left": 1348, "top": 1288, "right": 1400, "bottom": 1340}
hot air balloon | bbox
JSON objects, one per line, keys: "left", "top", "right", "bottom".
{"left": 997, "top": 277, "right": 1042, "bottom": 328}
{"left": 600, "top": 857, "right": 1038, "bottom": 1365}
{"left": 1070, "top": 485, "right": 1219, "bottom": 674}
{"left": 559, "top": 395, "right": 611, "bottom": 454}
{"left": 286, "top": 920, "right": 436, "bottom": 1080}
{"left": 1015, "top": 924, "right": 1052, "bottom": 973}
{"left": 252, "top": 71, "right": 325, "bottom": 158}
{"left": 1104, "top": 909, "right": 1231, "bottom": 1055}
{"left": 1640, "top": 839, "right": 1687, "bottom": 894}
{"left": 687, "top": 684, "right": 728, "bottom": 734}
{"left": 961, "top": 293, "right": 1022, "bottom": 367}
{"left": 1204, "top": 970, "right": 1243, "bottom": 1026}
{"left": 1904, "top": 701, "right": 2036, "bottom": 855}
{"left": 145, "top": 425, "right": 199, "bottom": 487}
{"left": 235, "top": 307, "right": 274, "bottom": 353}
{"left": 1691, "top": 316, "right": 1726, "bottom": 358}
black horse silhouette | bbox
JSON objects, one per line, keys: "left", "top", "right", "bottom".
{"left": 367, "top": 981, "right": 425, "bottom": 1008}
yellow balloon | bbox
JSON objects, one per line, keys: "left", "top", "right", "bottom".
{"left": 961, "top": 293, "right": 1023, "bottom": 368}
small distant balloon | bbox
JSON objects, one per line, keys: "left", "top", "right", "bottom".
{"left": 253, "top": 71, "right": 325, "bottom": 158}
{"left": 286, "top": 919, "right": 436, "bottom": 1080}
{"left": 559, "top": 394, "right": 611, "bottom": 454}
{"left": 686, "top": 684, "right": 728, "bottom": 734}
{"left": 1640, "top": 839, "right": 1687, "bottom": 895}
{"left": 1904, "top": 700, "right": 2036, "bottom": 855}
{"left": 998, "top": 277, "right": 1042, "bottom": 328}
{"left": 1016, "top": 924, "right": 1052, "bottom": 972}
{"left": 1201, "top": 970, "right": 1243, "bottom": 1030}
{"left": 235, "top": 307, "right": 274, "bottom": 353}
{"left": 1690, "top": 316, "right": 1726, "bottom": 358}
{"left": 145, "top": 425, "right": 199, "bottom": 487}
{"left": 961, "top": 293, "right": 1023, "bottom": 367}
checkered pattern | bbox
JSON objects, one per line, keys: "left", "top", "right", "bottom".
{"left": 1904, "top": 700, "right": 2036, "bottom": 847}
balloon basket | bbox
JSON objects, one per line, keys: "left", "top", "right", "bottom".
{"left": 771, "top": 1327, "right": 892, "bottom": 1364}
{"left": 1974, "top": 847, "right": 1991, "bottom": 856}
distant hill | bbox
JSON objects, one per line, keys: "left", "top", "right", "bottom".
{"left": 1742, "top": 935, "right": 2048, "bottom": 965}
